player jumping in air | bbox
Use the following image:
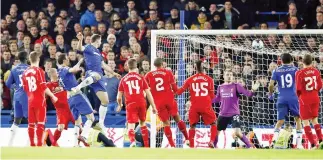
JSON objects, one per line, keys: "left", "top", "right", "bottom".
{"left": 296, "top": 54, "right": 323, "bottom": 149}
{"left": 212, "top": 70, "right": 260, "bottom": 148}
{"left": 57, "top": 54, "right": 95, "bottom": 147}
{"left": 73, "top": 33, "right": 120, "bottom": 130}
{"left": 145, "top": 58, "right": 189, "bottom": 147}
{"left": 47, "top": 68, "right": 76, "bottom": 146}
{"left": 22, "top": 51, "right": 58, "bottom": 146}
{"left": 6, "top": 51, "right": 29, "bottom": 146}
{"left": 268, "top": 53, "right": 303, "bottom": 149}
{"left": 116, "top": 59, "right": 157, "bottom": 147}
{"left": 177, "top": 60, "right": 217, "bottom": 148}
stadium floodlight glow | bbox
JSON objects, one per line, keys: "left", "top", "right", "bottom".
{"left": 150, "top": 29, "right": 323, "bottom": 148}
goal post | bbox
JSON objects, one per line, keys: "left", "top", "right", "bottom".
{"left": 150, "top": 29, "right": 323, "bottom": 148}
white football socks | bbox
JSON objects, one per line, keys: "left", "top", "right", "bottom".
{"left": 296, "top": 130, "right": 303, "bottom": 146}
{"left": 73, "top": 125, "right": 80, "bottom": 147}
{"left": 8, "top": 123, "right": 19, "bottom": 146}
{"left": 81, "top": 120, "right": 93, "bottom": 138}
{"left": 76, "top": 76, "right": 95, "bottom": 90}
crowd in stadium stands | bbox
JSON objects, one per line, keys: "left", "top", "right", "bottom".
{"left": 1, "top": 0, "right": 323, "bottom": 126}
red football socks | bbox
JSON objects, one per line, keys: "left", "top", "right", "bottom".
{"left": 304, "top": 126, "right": 315, "bottom": 145}
{"left": 164, "top": 126, "right": 175, "bottom": 147}
{"left": 128, "top": 129, "right": 136, "bottom": 143}
{"left": 177, "top": 120, "right": 189, "bottom": 140}
{"left": 36, "top": 124, "right": 45, "bottom": 146}
{"left": 314, "top": 124, "right": 323, "bottom": 143}
{"left": 141, "top": 126, "right": 149, "bottom": 147}
{"left": 53, "top": 129, "right": 62, "bottom": 146}
{"left": 210, "top": 125, "right": 218, "bottom": 142}
{"left": 189, "top": 129, "right": 196, "bottom": 148}
{"left": 28, "top": 124, "right": 35, "bottom": 146}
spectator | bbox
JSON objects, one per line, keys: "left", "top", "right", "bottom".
{"left": 47, "top": 44, "right": 58, "bottom": 67}
{"left": 35, "top": 28, "right": 54, "bottom": 48}
{"left": 210, "top": 12, "right": 224, "bottom": 29}
{"left": 73, "top": 23, "right": 83, "bottom": 35}
{"left": 94, "top": 10, "right": 109, "bottom": 27}
{"left": 287, "top": 16, "right": 302, "bottom": 29}
{"left": 283, "top": 3, "right": 303, "bottom": 27}
{"left": 191, "top": 9, "right": 207, "bottom": 29}
{"left": 22, "top": 35, "right": 32, "bottom": 53}
{"left": 277, "top": 20, "right": 288, "bottom": 29}
{"left": 39, "top": 18, "right": 50, "bottom": 30}
{"left": 185, "top": 0, "right": 199, "bottom": 27}
{"left": 16, "top": 31, "right": 24, "bottom": 49}
{"left": 306, "top": 38, "right": 317, "bottom": 52}
{"left": 84, "top": 35, "right": 91, "bottom": 45}
{"left": 44, "top": 58, "right": 53, "bottom": 81}
{"left": 68, "top": 50, "right": 78, "bottom": 67}
{"left": 259, "top": 22, "right": 268, "bottom": 30}
{"left": 174, "top": 22, "right": 181, "bottom": 29}
{"left": 1, "top": 51, "right": 13, "bottom": 78}
{"left": 70, "top": 39, "right": 79, "bottom": 51}
{"left": 25, "top": 18, "right": 35, "bottom": 31}
{"left": 266, "top": 34, "right": 278, "bottom": 49}
{"left": 107, "top": 34, "right": 119, "bottom": 54}
{"left": 116, "top": 46, "right": 129, "bottom": 74}
{"left": 121, "top": 0, "right": 136, "bottom": 20}
{"left": 80, "top": 2, "right": 96, "bottom": 27}
{"left": 157, "top": 20, "right": 165, "bottom": 29}
{"left": 101, "top": 43, "right": 111, "bottom": 61}
{"left": 146, "top": 9, "right": 159, "bottom": 29}
{"left": 167, "top": 7, "right": 180, "bottom": 25}
{"left": 16, "top": 20, "right": 26, "bottom": 34}
{"left": 98, "top": 23, "right": 107, "bottom": 40}
{"left": 107, "top": 27, "right": 116, "bottom": 35}
{"left": 9, "top": 8, "right": 18, "bottom": 24}
{"left": 220, "top": 0, "right": 240, "bottom": 29}
{"left": 173, "top": 0, "right": 186, "bottom": 10}
{"left": 68, "top": 0, "right": 84, "bottom": 23}
{"left": 207, "top": 4, "right": 218, "bottom": 20}
{"left": 113, "top": 20, "right": 127, "bottom": 47}
{"left": 102, "top": 1, "right": 118, "bottom": 23}
{"left": 46, "top": 2, "right": 58, "bottom": 26}
{"left": 56, "top": 34, "right": 71, "bottom": 53}
{"left": 9, "top": 42, "right": 19, "bottom": 58}
{"left": 311, "top": 11, "right": 323, "bottom": 29}
{"left": 165, "top": 21, "right": 174, "bottom": 30}
{"left": 124, "top": 10, "right": 140, "bottom": 31}
{"left": 102, "top": 61, "right": 120, "bottom": 113}
{"left": 83, "top": 25, "right": 92, "bottom": 37}
{"left": 107, "top": 51, "right": 116, "bottom": 61}
{"left": 234, "top": 0, "right": 256, "bottom": 28}
{"left": 140, "top": 59, "right": 150, "bottom": 76}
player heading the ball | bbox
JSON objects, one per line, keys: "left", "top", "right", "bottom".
{"left": 268, "top": 53, "right": 303, "bottom": 149}
{"left": 177, "top": 60, "right": 217, "bottom": 148}
{"left": 296, "top": 54, "right": 323, "bottom": 149}
{"left": 145, "top": 58, "right": 189, "bottom": 148}
{"left": 22, "top": 51, "right": 58, "bottom": 146}
{"left": 117, "top": 59, "right": 157, "bottom": 147}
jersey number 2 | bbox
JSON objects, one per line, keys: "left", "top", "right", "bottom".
{"left": 305, "top": 76, "right": 317, "bottom": 91}
{"left": 155, "top": 78, "right": 164, "bottom": 91}
{"left": 26, "top": 76, "right": 37, "bottom": 92}
{"left": 192, "top": 82, "right": 208, "bottom": 96}
{"left": 126, "top": 80, "right": 140, "bottom": 95}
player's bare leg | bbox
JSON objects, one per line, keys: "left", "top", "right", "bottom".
{"left": 139, "top": 120, "right": 150, "bottom": 148}
{"left": 312, "top": 117, "right": 323, "bottom": 144}
{"left": 173, "top": 114, "right": 189, "bottom": 141}
{"left": 188, "top": 124, "right": 196, "bottom": 148}
{"left": 303, "top": 118, "right": 318, "bottom": 149}
{"left": 127, "top": 123, "right": 137, "bottom": 147}
{"left": 96, "top": 91, "right": 109, "bottom": 132}
{"left": 53, "top": 124, "right": 64, "bottom": 146}
{"left": 272, "top": 119, "right": 285, "bottom": 144}
{"left": 208, "top": 122, "right": 218, "bottom": 148}
{"left": 163, "top": 120, "right": 175, "bottom": 148}
{"left": 294, "top": 116, "right": 303, "bottom": 149}
{"left": 8, "top": 117, "right": 22, "bottom": 146}
{"left": 28, "top": 123, "right": 36, "bottom": 146}
{"left": 36, "top": 122, "right": 45, "bottom": 146}
{"left": 233, "top": 128, "right": 252, "bottom": 148}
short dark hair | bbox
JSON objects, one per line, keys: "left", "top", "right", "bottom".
{"left": 302, "top": 54, "right": 313, "bottom": 66}
{"left": 281, "top": 53, "right": 293, "bottom": 64}
{"left": 127, "top": 58, "right": 137, "bottom": 70}
{"left": 57, "top": 54, "right": 67, "bottom": 65}
{"left": 86, "top": 1, "right": 94, "bottom": 7}
{"left": 195, "top": 60, "right": 203, "bottom": 73}
{"left": 18, "top": 51, "right": 28, "bottom": 62}
{"left": 29, "top": 51, "right": 40, "bottom": 63}
{"left": 154, "top": 58, "right": 163, "bottom": 67}
{"left": 91, "top": 34, "right": 101, "bottom": 43}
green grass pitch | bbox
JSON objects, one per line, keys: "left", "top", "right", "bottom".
{"left": 1, "top": 147, "right": 323, "bottom": 159}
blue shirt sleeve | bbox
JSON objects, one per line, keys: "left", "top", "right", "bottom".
{"left": 271, "top": 69, "right": 277, "bottom": 81}
{"left": 5, "top": 70, "right": 15, "bottom": 89}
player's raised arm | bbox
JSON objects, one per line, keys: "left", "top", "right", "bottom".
{"left": 76, "top": 32, "right": 85, "bottom": 52}
{"left": 237, "top": 81, "right": 259, "bottom": 97}
{"left": 101, "top": 61, "right": 121, "bottom": 78}
{"left": 268, "top": 70, "right": 277, "bottom": 95}
{"left": 68, "top": 58, "right": 83, "bottom": 73}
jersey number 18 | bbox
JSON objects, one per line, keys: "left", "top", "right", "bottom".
{"left": 26, "top": 76, "right": 37, "bottom": 92}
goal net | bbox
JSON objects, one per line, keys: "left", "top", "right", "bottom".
{"left": 149, "top": 30, "right": 323, "bottom": 149}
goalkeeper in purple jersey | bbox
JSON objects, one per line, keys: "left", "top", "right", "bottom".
{"left": 212, "top": 71, "right": 260, "bottom": 148}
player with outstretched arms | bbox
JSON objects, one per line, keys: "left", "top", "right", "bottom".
{"left": 57, "top": 54, "right": 95, "bottom": 146}
{"left": 212, "top": 70, "right": 260, "bottom": 148}
{"left": 46, "top": 68, "right": 75, "bottom": 146}
{"left": 6, "top": 51, "right": 29, "bottom": 146}
{"left": 22, "top": 51, "right": 58, "bottom": 146}
{"left": 116, "top": 59, "right": 157, "bottom": 147}
{"left": 295, "top": 54, "right": 323, "bottom": 149}
{"left": 176, "top": 60, "right": 217, "bottom": 148}
{"left": 268, "top": 53, "right": 303, "bottom": 148}
{"left": 145, "top": 58, "right": 189, "bottom": 147}
{"left": 72, "top": 33, "right": 120, "bottom": 130}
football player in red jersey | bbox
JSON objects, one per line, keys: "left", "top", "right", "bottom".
{"left": 116, "top": 59, "right": 157, "bottom": 147}
{"left": 296, "top": 54, "right": 323, "bottom": 148}
{"left": 47, "top": 68, "right": 75, "bottom": 146}
{"left": 177, "top": 60, "right": 217, "bottom": 148}
{"left": 22, "top": 51, "right": 58, "bottom": 146}
{"left": 145, "top": 58, "right": 188, "bottom": 147}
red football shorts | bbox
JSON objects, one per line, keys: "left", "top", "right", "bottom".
{"left": 126, "top": 101, "right": 147, "bottom": 123}
{"left": 189, "top": 105, "right": 216, "bottom": 125}
{"left": 56, "top": 108, "right": 75, "bottom": 130}
{"left": 28, "top": 106, "right": 46, "bottom": 123}
{"left": 155, "top": 99, "right": 178, "bottom": 122}
{"left": 300, "top": 103, "right": 319, "bottom": 120}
